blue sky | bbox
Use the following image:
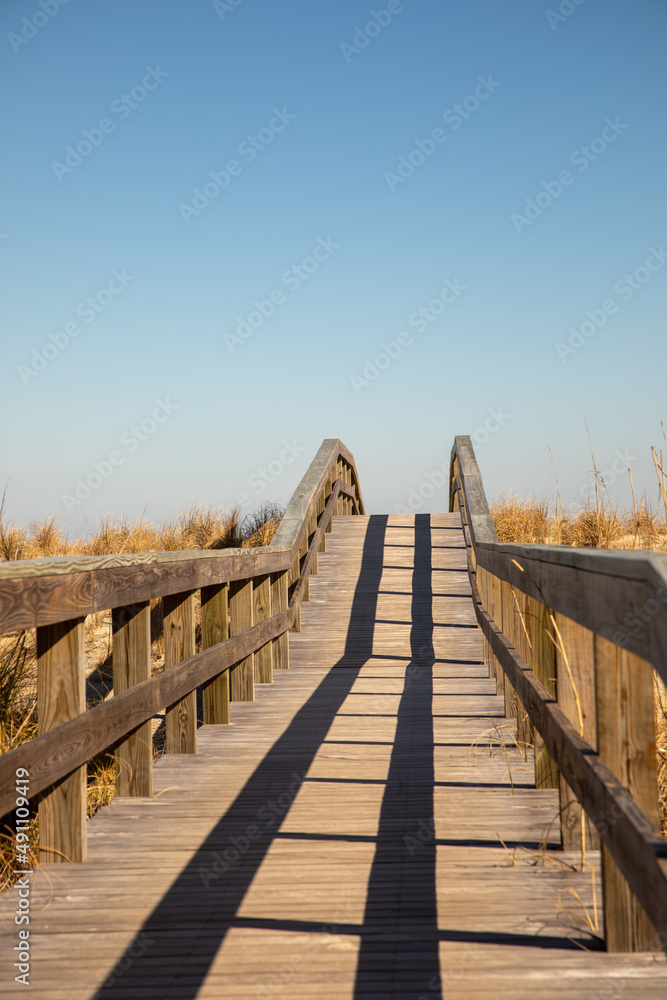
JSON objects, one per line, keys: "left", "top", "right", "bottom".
{"left": 1, "top": 0, "right": 666, "bottom": 533}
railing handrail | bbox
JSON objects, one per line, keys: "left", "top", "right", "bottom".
{"left": 450, "top": 434, "right": 667, "bottom": 683}
{"left": 0, "top": 439, "right": 364, "bottom": 636}
{"left": 0, "top": 439, "right": 364, "bottom": 822}
{"left": 449, "top": 433, "right": 667, "bottom": 952}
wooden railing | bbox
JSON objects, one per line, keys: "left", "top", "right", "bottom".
{"left": 0, "top": 439, "right": 364, "bottom": 865}
{"left": 450, "top": 435, "right": 667, "bottom": 953}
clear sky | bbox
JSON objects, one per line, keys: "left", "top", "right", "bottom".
{"left": 2, "top": 0, "right": 666, "bottom": 533}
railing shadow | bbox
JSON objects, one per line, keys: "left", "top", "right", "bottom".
{"left": 352, "top": 512, "right": 442, "bottom": 1000}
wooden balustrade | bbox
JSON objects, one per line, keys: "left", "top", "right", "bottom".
{"left": 0, "top": 439, "right": 364, "bottom": 865}
{"left": 450, "top": 434, "right": 667, "bottom": 953}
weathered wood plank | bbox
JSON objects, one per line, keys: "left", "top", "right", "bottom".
{"left": 37, "top": 618, "right": 87, "bottom": 863}
{"left": 554, "top": 612, "right": 598, "bottom": 851}
{"left": 200, "top": 583, "right": 229, "bottom": 725}
{"left": 112, "top": 603, "right": 152, "bottom": 797}
{"left": 229, "top": 579, "right": 254, "bottom": 701}
{"left": 163, "top": 591, "right": 197, "bottom": 754}
{"left": 595, "top": 637, "right": 661, "bottom": 950}
{"left": 271, "top": 571, "right": 289, "bottom": 671}
{"left": 526, "top": 596, "right": 559, "bottom": 791}
{"left": 253, "top": 574, "right": 273, "bottom": 684}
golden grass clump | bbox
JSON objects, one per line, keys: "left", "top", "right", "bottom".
{"left": 0, "top": 501, "right": 283, "bottom": 562}
{"left": 491, "top": 493, "right": 667, "bottom": 551}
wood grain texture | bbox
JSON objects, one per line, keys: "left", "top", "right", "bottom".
{"left": 526, "top": 596, "right": 559, "bottom": 791}
{"left": 163, "top": 591, "right": 197, "bottom": 754}
{"left": 512, "top": 587, "right": 531, "bottom": 749}
{"left": 37, "top": 618, "right": 87, "bottom": 863}
{"left": 271, "top": 571, "right": 289, "bottom": 671}
{"left": 300, "top": 534, "right": 310, "bottom": 603}
{"left": 253, "top": 574, "right": 273, "bottom": 684}
{"left": 112, "top": 603, "right": 152, "bottom": 797}
{"left": 554, "top": 612, "right": 599, "bottom": 851}
{"left": 230, "top": 579, "right": 254, "bottom": 702}
{"left": 501, "top": 580, "right": 518, "bottom": 721}
{"left": 200, "top": 583, "right": 230, "bottom": 725}
{"left": 594, "top": 637, "right": 661, "bottom": 951}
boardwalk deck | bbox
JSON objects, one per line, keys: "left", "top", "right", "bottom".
{"left": 1, "top": 514, "right": 667, "bottom": 998}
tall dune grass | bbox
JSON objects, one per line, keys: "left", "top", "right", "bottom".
{"left": 0, "top": 501, "right": 284, "bottom": 561}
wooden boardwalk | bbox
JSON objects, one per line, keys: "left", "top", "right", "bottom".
{"left": 2, "top": 514, "right": 667, "bottom": 998}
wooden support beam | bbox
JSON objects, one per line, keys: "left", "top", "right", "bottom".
{"left": 476, "top": 564, "right": 491, "bottom": 678}
{"left": 37, "top": 618, "right": 86, "bottom": 863}
{"left": 324, "top": 474, "right": 333, "bottom": 534}
{"left": 271, "top": 571, "right": 289, "bottom": 670}
{"left": 489, "top": 574, "right": 505, "bottom": 699}
{"left": 163, "top": 591, "right": 197, "bottom": 753}
{"left": 289, "top": 554, "right": 301, "bottom": 633}
{"left": 511, "top": 586, "right": 532, "bottom": 750}
{"left": 112, "top": 603, "right": 152, "bottom": 797}
{"left": 482, "top": 566, "right": 498, "bottom": 685}
{"left": 501, "top": 580, "right": 518, "bottom": 721}
{"left": 595, "top": 637, "right": 661, "bottom": 951}
{"left": 526, "top": 596, "right": 559, "bottom": 790}
{"left": 554, "top": 613, "right": 599, "bottom": 851}
{"left": 229, "top": 578, "right": 254, "bottom": 700}
{"left": 253, "top": 574, "right": 273, "bottom": 684}
{"left": 200, "top": 583, "right": 229, "bottom": 724}
{"left": 299, "top": 534, "right": 309, "bottom": 602}
{"left": 309, "top": 512, "right": 318, "bottom": 575}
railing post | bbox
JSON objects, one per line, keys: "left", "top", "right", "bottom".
{"left": 488, "top": 574, "right": 505, "bottom": 700}
{"left": 112, "top": 603, "right": 152, "bottom": 797}
{"left": 317, "top": 490, "right": 326, "bottom": 553}
{"left": 299, "top": 532, "right": 310, "bottom": 602}
{"left": 325, "top": 473, "right": 333, "bottom": 534}
{"left": 253, "top": 574, "right": 273, "bottom": 684}
{"left": 553, "top": 613, "right": 599, "bottom": 851}
{"left": 524, "top": 596, "right": 559, "bottom": 790}
{"left": 309, "top": 511, "right": 319, "bottom": 574}
{"left": 37, "top": 618, "right": 87, "bottom": 863}
{"left": 594, "top": 638, "right": 660, "bottom": 951}
{"left": 510, "top": 586, "right": 531, "bottom": 749}
{"left": 271, "top": 570, "right": 289, "bottom": 670}
{"left": 164, "top": 591, "right": 197, "bottom": 753}
{"left": 476, "top": 563, "right": 492, "bottom": 679}
{"left": 229, "top": 578, "right": 254, "bottom": 700}
{"left": 201, "top": 583, "right": 230, "bottom": 724}
{"left": 290, "top": 551, "right": 301, "bottom": 632}
{"left": 500, "top": 580, "right": 518, "bottom": 723}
